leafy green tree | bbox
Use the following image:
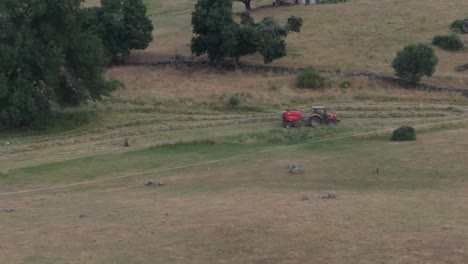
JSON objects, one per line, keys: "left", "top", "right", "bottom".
{"left": 83, "top": 0, "right": 154, "bottom": 62}
{"left": 191, "top": 0, "right": 235, "bottom": 63}
{"left": 191, "top": 0, "right": 302, "bottom": 64}
{"left": 392, "top": 44, "right": 438, "bottom": 83}
{"left": 240, "top": 11, "right": 255, "bottom": 25}
{"left": 0, "top": 0, "right": 116, "bottom": 128}
{"left": 255, "top": 17, "right": 288, "bottom": 64}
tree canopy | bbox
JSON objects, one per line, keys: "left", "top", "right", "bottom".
{"left": 83, "top": 0, "right": 154, "bottom": 62}
{"left": 191, "top": 0, "right": 302, "bottom": 64}
{"left": 0, "top": 0, "right": 154, "bottom": 129}
{"left": 392, "top": 44, "right": 438, "bottom": 83}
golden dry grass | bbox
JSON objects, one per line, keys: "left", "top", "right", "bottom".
{"left": 250, "top": 0, "right": 468, "bottom": 86}
{"left": 125, "top": 0, "right": 468, "bottom": 87}
{"left": 3, "top": 189, "right": 468, "bottom": 263}
{"left": 107, "top": 65, "right": 291, "bottom": 99}
{"left": 107, "top": 65, "right": 468, "bottom": 103}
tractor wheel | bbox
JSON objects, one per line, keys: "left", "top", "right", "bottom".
{"left": 309, "top": 116, "right": 321, "bottom": 127}
{"left": 328, "top": 119, "right": 337, "bottom": 126}
{"left": 285, "top": 122, "right": 293, "bottom": 129}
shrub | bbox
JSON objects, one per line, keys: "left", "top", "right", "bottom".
{"left": 229, "top": 94, "right": 241, "bottom": 108}
{"left": 391, "top": 126, "right": 416, "bottom": 141}
{"left": 432, "top": 34, "right": 464, "bottom": 51}
{"left": 239, "top": 11, "right": 254, "bottom": 25}
{"left": 392, "top": 44, "right": 438, "bottom": 83}
{"left": 285, "top": 16, "right": 303, "bottom": 33}
{"left": 449, "top": 19, "right": 467, "bottom": 33}
{"left": 297, "top": 67, "right": 326, "bottom": 89}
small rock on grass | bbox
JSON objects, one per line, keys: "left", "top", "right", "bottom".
{"left": 322, "top": 192, "right": 339, "bottom": 199}
{"left": 2, "top": 208, "right": 15, "bottom": 213}
{"left": 124, "top": 138, "right": 132, "bottom": 147}
{"left": 288, "top": 164, "right": 302, "bottom": 174}
{"left": 145, "top": 180, "right": 165, "bottom": 186}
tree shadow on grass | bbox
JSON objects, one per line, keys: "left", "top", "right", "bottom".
{"left": 0, "top": 110, "right": 98, "bottom": 137}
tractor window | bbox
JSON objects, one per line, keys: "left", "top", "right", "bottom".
{"left": 314, "top": 108, "right": 325, "bottom": 116}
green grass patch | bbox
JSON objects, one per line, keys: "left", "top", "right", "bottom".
{"left": 0, "top": 142, "right": 271, "bottom": 187}
{"left": 0, "top": 131, "right": 463, "bottom": 193}
{"left": 0, "top": 171, "right": 7, "bottom": 180}
{"left": 2, "top": 123, "right": 467, "bottom": 193}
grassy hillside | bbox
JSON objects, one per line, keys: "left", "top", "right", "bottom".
{"left": 120, "top": 0, "right": 468, "bottom": 86}
{"left": 2, "top": 1, "right": 468, "bottom": 263}
{"left": 2, "top": 67, "right": 468, "bottom": 171}
{"left": 3, "top": 0, "right": 468, "bottom": 170}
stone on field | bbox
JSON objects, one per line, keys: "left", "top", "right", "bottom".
{"left": 321, "top": 192, "right": 339, "bottom": 199}
{"left": 289, "top": 164, "right": 302, "bottom": 174}
{"left": 145, "top": 180, "right": 165, "bottom": 186}
{"left": 124, "top": 138, "right": 132, "bottom": 147}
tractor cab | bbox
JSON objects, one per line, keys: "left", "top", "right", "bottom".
{"left": 308, "top": 106, "right": 340, "bottom": 127}
{"left": 311, "top": 106, "right": 327, "bottom": 119}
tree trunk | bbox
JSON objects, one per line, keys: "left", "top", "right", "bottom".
{"left": 234, "top": 57, "right": 240, "bottom": 71}
{"left": 243, "top": 0, "right": 252, "bottom": 10}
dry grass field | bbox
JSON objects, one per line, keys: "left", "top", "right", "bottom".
{"left": 2, "top": 0, "right": 468, "bottom": 263}
{"left": 2, "top": 129, "right": 468, "bottom": 263}
{"left": 115, "top": 0, "right": 468, "bottom": 86}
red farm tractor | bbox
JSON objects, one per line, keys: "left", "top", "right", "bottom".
{"left": 307, "top": 106, "right": 340, "bottom": 127}
{"left": 282, "top": 106, "right": 340, "bottom": 128}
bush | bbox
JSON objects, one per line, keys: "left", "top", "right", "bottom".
{"left": 391, "top": 126, "right": 416, "bottom": 141}
{"left": 432, "top": 34, "right": 464, "bottom": 51}
{"left": 285, "top": 16, "right": 303, "bottom": 33}
{"left": 229, "top": 94, "right": 241, "bottom": 108}
{"left": 392, "top": 44, "right": 438, "bottom": 83}
{"left": 297, "top": 68, "right": 326, "bottom": 89}
{"left": 449, "top": 19, "right": 467, "bottom": 33}
{"left": 239, "top": 11, "right": 254, "bottom": 25}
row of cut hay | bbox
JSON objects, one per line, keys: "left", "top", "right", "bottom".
{"left": 333, "top": 105, "right": 466, "bottom": 113}
{"left": 0, "top": 117, "right": 280, "bottom": 155}
{"left": 338, "top": 111, "right": 458, "bottom": 119}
